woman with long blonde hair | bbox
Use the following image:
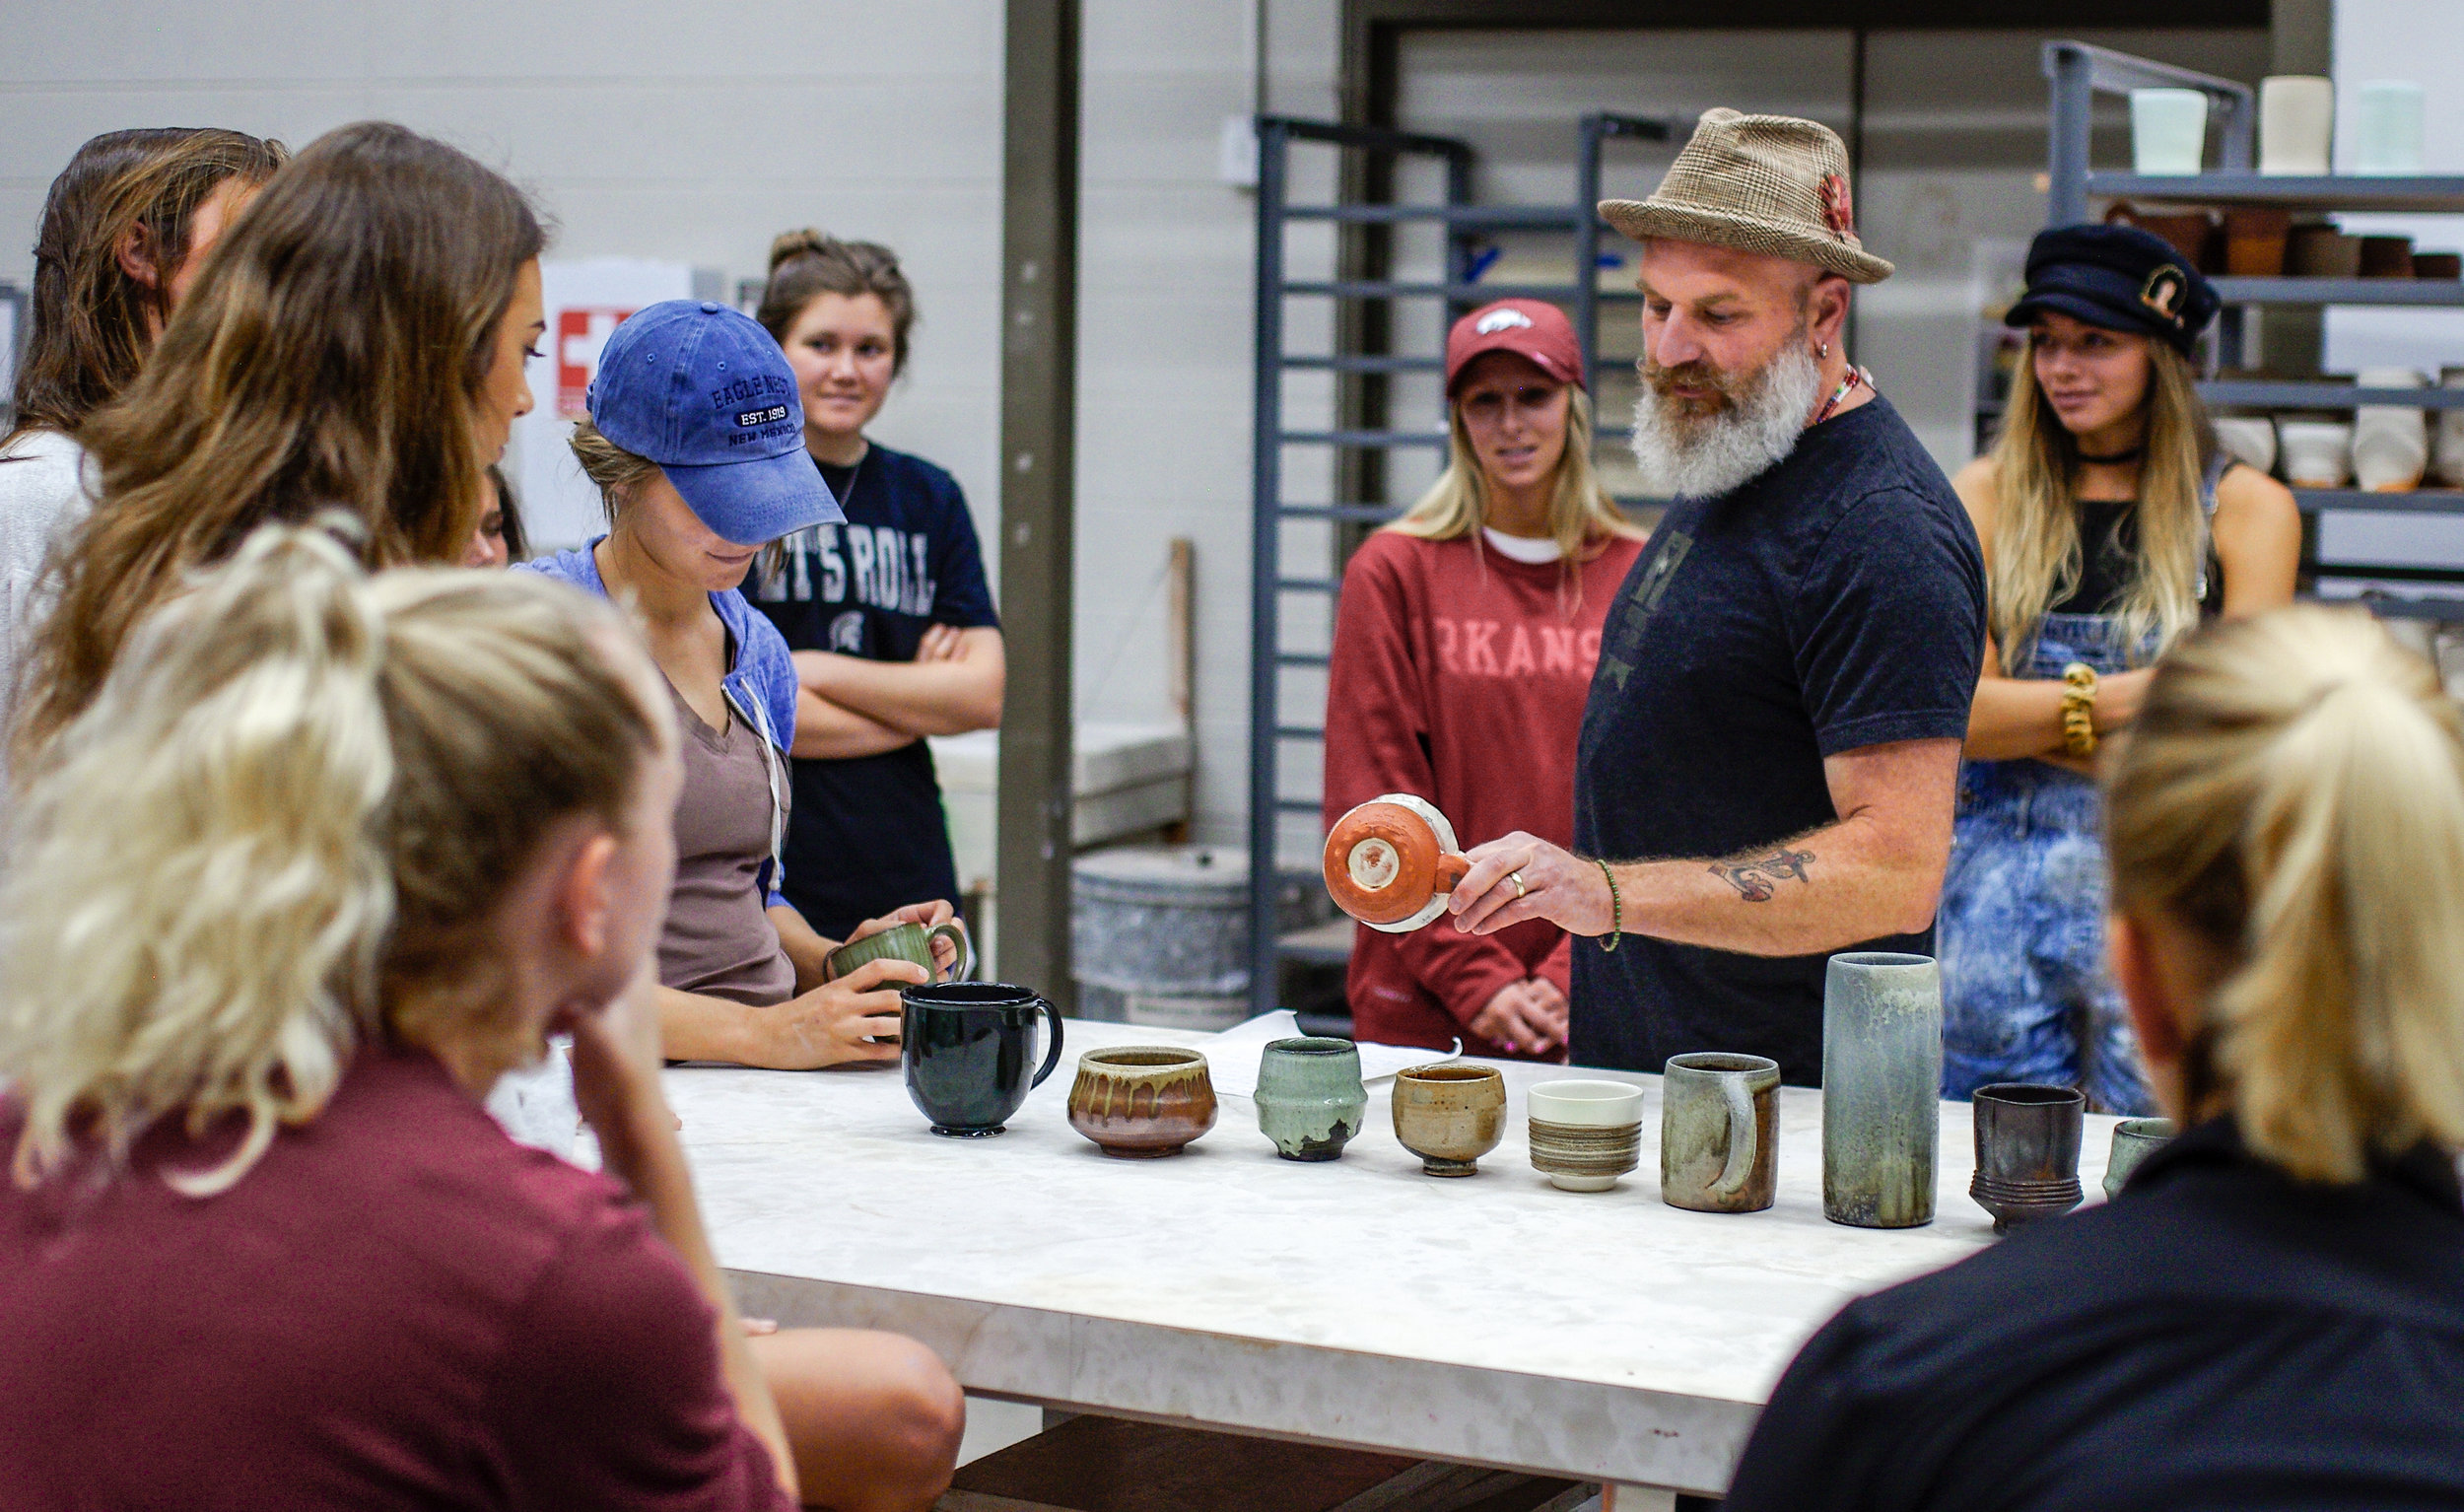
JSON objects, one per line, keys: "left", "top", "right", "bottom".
{"left": 1323, "top": 299, "right": 1643, "bottom": 1059}
{"left": 1726, "top": 604, "right": 2464, "bottom": 1507}
{"left": 1939, "top": 224, "right": 2298, "bottom": 1111}
{"left": 0, "top": 526, "right": 963, "bottom": 1510}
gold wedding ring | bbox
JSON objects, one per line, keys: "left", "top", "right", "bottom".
{"left": 1509, "top": 870, "right": 1528, "bottom": 899}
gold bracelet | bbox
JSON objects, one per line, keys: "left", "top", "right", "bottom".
{"left": 1594, "top": 857, "right": 1620, "bottom": 952}
{"left": 2061, "top": 661, "right": 2099, "bottom": 759}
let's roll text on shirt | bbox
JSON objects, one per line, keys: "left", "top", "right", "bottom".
{"left": 750, "top": 444, "right": 998, "bottom": 937}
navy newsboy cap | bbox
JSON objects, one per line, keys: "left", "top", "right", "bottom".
{"left": 2005, "top": 223, "right": 2219, "bottom": 356}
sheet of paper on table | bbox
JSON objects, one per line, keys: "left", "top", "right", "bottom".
{"left": 1197, "top": 1009, "right": 1449, "bottom": 1098}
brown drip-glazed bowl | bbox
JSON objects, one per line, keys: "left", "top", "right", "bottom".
{"left": 1391, "top": 1064, "right": 1507, "bottom": 1176}
{"left": 1067, "top": 1047, "right": 1218, "bottom": 1158}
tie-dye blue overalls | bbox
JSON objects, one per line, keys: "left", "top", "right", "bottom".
{"left": 1936, "top": 460, "right": 2224, "bottom": 1115}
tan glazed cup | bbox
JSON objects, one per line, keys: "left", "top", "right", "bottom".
{"left": 1391, "top": 1064, "right": 1507, "bottom": 1176}
{"left": 1066, "top": 1047, "right": 1218, "bottom": 1158}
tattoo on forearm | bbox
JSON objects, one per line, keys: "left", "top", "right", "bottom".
{"left": 1708, "top": 847, "right": 1815, "bottom": 903}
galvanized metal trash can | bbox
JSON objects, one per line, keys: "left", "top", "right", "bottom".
{"left": 1072, "top": 845, "right": 1251, "bottom": 1031}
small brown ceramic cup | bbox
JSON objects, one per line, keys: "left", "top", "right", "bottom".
{"left": 1391, "top": 1064, "right": 1506, "bottom": 1176}
{"left": 1066, "top": 1047, "right": 1218, "bottom": 1158}
{"left": 1661, "top": 1053, "right": 1781, "bottom": 1213}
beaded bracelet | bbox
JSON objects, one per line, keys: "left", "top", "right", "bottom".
{"left": 1594, "top": 857, "right": 1621, "bottom": 952}
{"left": 2061, "top": 661, "right": 2099, "bottom": 759}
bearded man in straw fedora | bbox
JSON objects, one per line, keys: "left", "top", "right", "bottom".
{"left": 1445, "top": 109, "right": 1985, "bottom": 1085}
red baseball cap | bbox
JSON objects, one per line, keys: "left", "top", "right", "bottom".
{"left": 1444, "top": 299, "right": 1583, "bottom": 395}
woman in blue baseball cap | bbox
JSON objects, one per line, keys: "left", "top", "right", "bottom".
{"left": 524, "top": 300, "right": 962, "bottom": 1072}
{"left": 1938, "top": 223, "right": 2298, "bottom": 1112}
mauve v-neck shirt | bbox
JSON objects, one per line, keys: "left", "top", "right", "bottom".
{"left": 660, "top": 676, "right": 796, "bottom": 1006}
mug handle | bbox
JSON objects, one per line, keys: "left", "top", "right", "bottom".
{"left": 1028, "top": 999, "right": 1066, "bottom": 1090}
{"left": 928, "top": 920, "right": 975, "bottom": 982}
{"left": 1710, "top": 1070, "right": 1758, "bottom": 1198}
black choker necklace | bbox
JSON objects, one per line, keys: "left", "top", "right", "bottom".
{"left": 2078, "top": 446, "right": 2142, "bottom": 464}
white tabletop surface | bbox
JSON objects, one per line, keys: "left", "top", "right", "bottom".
{"left": 673, "top": 1018, "right": 2121, "bottom": 1496}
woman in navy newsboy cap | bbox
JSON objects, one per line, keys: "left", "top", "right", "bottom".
{"left": 1937, "top": 223, "right": 2298, "bottom": 1112}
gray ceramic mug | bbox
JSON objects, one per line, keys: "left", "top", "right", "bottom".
{"left": 1661, "top": 1053, "right": 1781, "bottom": 1213}
{"left": 825, "top": 919, "right": 973, "bottom": 985}
{"left": 1253, "top": 1037, "right": 1369, "bottom": 1162}
{"left": 2102, "top": 1117, "right": 2177, "bottom": 1200}
{"left": 1821, "top": 951, "right": 1943, "bottom": 1229}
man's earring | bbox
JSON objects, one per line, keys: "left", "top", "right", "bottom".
{"left": 1816, "top": 340, "right": 1830, "bottom": 360}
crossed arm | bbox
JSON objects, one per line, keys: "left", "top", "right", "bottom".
{"left": 1447, "top": 737, "right": 1961, "bottom": 957}
{"left": 791, "top": 625, "right": 1006, "bottom": 759}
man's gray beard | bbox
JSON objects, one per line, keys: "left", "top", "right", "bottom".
{"left": 1627, "top": 341, "right": 1825, "bottom": 501}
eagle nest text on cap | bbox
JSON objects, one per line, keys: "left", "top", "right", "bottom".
{"left": 1600, "top": 107, "right": 1892, "bottom": 285}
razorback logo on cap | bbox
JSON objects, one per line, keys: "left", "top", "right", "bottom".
{"left": 2140, "top": 265, "right": 2188, "bottom": 325}
{"left": 1474, "top": 308, "right": 1535, "bottom": 335}
{"left": 1820, "top": 172, "right": 1856, "bottom": 241}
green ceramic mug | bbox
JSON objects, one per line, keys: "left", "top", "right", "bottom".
{"left": 825, "top": 919, "right": 973, "bottom": 985}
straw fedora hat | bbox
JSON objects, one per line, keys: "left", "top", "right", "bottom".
{"left": 1600, "top": 107, "right": 1893, "bottom": 285}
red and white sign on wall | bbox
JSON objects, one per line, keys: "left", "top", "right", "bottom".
{"left": 556, "top": 307, "right": 637, "bottom": 419}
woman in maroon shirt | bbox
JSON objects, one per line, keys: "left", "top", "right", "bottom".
{"left": 0, "top": 528, "right": 962, "bottom": 1511}
{"left": 1324, "top": 300, "right": 1646, "bottom": 1059}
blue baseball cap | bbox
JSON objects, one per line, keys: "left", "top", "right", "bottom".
{"left": 586, "top": 300, "right": 845, "bottom": 545}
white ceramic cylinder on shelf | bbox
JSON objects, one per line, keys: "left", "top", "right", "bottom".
{"left": 2354, "top": 368, "right": 2429, "bottom": 493}
{"left": 2214, "top": 416, "right": 2278, "bottom": 476}
{"left": 2435, "top": 368, "right": 2464, "bottom": 488}
{"left": 2277, "top": 419, "right": 2356, "bottom": 489}
{"left": 2131, "top": 90, "right": 2210, "bottom": 175}
{"left": 2352, "top": 80, "right": 2427, "bottom": 175}
{"left": 2259, "top": 76, "right": 2334, "bottom": 176}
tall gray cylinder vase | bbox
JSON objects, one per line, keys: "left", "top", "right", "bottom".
{"left": 1821, "top": 951, "right": 1943, "bottom": 1228}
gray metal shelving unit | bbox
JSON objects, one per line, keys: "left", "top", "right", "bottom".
{"left": 2041, "top": 39, "right": 2464, "bottom": 604}
{"left": 1246, "top": 111, "right": 1670, "bottom": 1019}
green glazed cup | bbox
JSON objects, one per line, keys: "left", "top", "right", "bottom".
{"left": 1253, "top": 1037, "right": 1369, "bottom": 1162}
{"left": 825, "top": 919, "right": 973, "bottom": 985}
{"left": 2102, "top": 1117, "right": 2176, "bottom": 1200}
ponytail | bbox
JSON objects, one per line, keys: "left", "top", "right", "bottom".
{"left": 755, "top": 227, "right": 917, "bottom": 376}
{"left": 4, "top": 522, "right": 665, "bottom": 1196}
{"left": 2106, "top": 606, "right": 2464, "bottom": 1182}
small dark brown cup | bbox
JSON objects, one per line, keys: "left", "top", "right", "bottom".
{"left": 1970, "top": 1083, "right": 2085, "bottom": 1234}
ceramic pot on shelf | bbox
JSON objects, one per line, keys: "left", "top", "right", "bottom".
{"left": 2213, "top": 416, "right": 2278, "bottom": 477}
{"left": 2354, "top": 367, "right": 2429, "bottom": 493}
{"left": 2288, "top": 225, "right": 2362, "bottom": 278}
{"left": 2352, "top": 80, "right": 2427, "bottom": 175}
{"left": 2436, "top": 368, "right": 2464, "bottom": 488}
{"left": 2258, "top": 75, "right": 2334, "bottom": 175}
{"left": 2277, "top": 419, "right": 2355, "bottom": 488}
{"left": 2129, "top": 89, "right": 2210, "bottom": 175}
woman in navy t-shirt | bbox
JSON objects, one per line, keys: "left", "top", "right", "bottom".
{"left": 751, "top": 231, "right": 1003, "bottom": 938}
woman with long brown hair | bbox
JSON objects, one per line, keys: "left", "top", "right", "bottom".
{"left": 1938, "top": 225, "right": 2298, "bottom": 1112}
{"left": 13, "top": 120, "right": 546, "bottom": 764}
{"left": 0, "top": 127, "right": 285, "bottom": 710}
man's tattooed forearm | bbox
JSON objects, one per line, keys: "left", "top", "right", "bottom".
{"left": 1708, "top": 847, "right": 1815, "bottom": 903}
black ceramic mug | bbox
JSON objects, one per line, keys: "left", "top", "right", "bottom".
{"left": 901, "top": 982, "right": 1064, "bottom": 1137}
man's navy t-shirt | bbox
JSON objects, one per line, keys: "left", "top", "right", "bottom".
{"left": 749, "top": 443, "right": 998, "bottom": 937}
{"left": 1571, "top": 393, "right": 1984, "bottom": 1084}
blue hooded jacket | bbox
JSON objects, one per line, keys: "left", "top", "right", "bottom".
{"left": 519, "top": 539, "right": 800, "bottom": 906}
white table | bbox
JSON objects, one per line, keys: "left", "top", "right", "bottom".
{"left": 673, "top": 1019, "right": 2119, "bottom": 1499}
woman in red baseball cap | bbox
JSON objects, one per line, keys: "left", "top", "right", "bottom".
{"left": 1322, "top": 299, "right": 1645, "bottom": 1060}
